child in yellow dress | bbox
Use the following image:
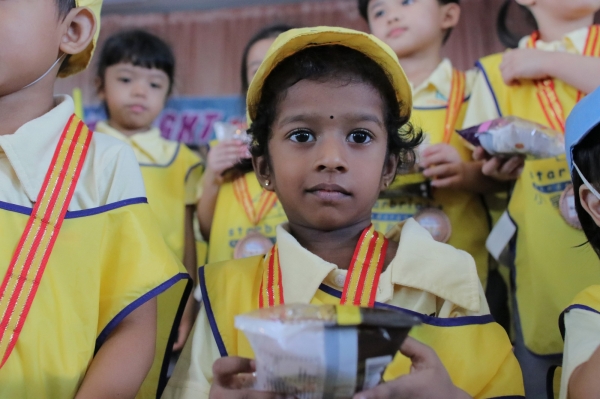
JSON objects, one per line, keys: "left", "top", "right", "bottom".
{"left": 358, "top": 0, "right": 500, "bottom": 288}
{"left": 0, "top": 1, "right": 188, "bottom": 398}
{"left": 463, "top": 0, "right": 600, "bottom": 396}
{"left": 164, "top": 26, "right": 524, "bottom": 399}
{"left": 93, "top": 30, "right": 202, "bottom": 355}
{"left": 198, "top": 25, "right": 292, "bottom": 264}
{"left": 559, "top": 86, "right": 600, "bottom": 399}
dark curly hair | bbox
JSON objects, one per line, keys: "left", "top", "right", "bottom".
{"left": 57, "top": 0, "right": 76, "bottom": 18}
{"left": 247, "top": 45, "right": 422, "bottom": 174}
{"left": 357, "top": 0, "right": 460, "bottom": 43}
{"left": 496, "top": 0, "right": 537, "bottom": 48}
{"left": 572, "top": 125, "right": 600, "bottom": 259}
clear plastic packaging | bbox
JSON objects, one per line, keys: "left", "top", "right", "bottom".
{"left": 213, "top": 121, "right": 251, "bottom": 143}
{"left": 235, "top": 304, "right": 420, "bottom": 399}
{"left": 458, "top": 116, "right": 565, "bottom": 159}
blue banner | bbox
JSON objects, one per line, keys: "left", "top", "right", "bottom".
{"left": 85, "top": 95, "right": 246, "bottom": 146}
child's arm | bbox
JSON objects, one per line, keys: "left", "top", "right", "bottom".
{"left": 75, "top": 298, "right": 157, "bottom": 399}
{"left": 501, "top": 49, "right": 600, "bottom": 94}
{"left": 420, "top": 144, "right": 509, "bottom": 194}
{"left": 173, "top": 205, "right": 199, "bottom": 351}
{"left": 353, "top": 338, "right": 471, "bottom": 399}
{"left": 197, "top": 140, "right": 250, "bottom": 240}
{"left": 568, "top": 346, "right": 600, "bottom": 399}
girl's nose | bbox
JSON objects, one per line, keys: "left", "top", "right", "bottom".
{"left": 315, "top": 135, "right": 348, "bottom": 173}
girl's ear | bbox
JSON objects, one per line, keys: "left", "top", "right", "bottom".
{"left": 59, "top": 7, "right": 97, "bottom": 57}
{"left": 440, "top": 2, "right": 461, "bottom": 30}
{"left": 579, "top": 185, "right": 600, "bottom": 227}
{"left": 381, "top": 153, "right": 399, "bottom": 190}
{"left": 252, "top": 155, "right": 275, "bottom": 192}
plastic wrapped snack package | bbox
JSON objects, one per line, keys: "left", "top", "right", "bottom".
{"left": 235, "top": 304, "right": 420, "bottom": 399}
{"left": 458, "top": 116, "right": 565, "bottom": 159}
{"left": 213, "top": 121, "right": 251, "bottom": 144}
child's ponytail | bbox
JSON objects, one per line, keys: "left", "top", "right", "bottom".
{"left": 496, "top": 0, "right": 537, "bottom": 48}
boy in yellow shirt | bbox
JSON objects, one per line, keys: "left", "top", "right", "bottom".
{"left": 0, "top": 1, "right": 189, "bottom": 398}
{"left": 358, "top": 0, "right": 500, "bottom": 288}
{"left": 164, "top": 26, "right": 523, "bottom": 399}
{"left": 93, "top": 30, "right": 202, "bottom": 354}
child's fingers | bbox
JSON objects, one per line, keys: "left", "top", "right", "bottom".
{"left": 212, "top": 357, "right": 255, "bottom": 385}
{"left": 399, "top": 337, "right": 439, "bottom": 368}
{"left": 499, "top": 156, "right": 524, "bottom": 176}
{"left": 422, "top": 164, "right": 455, "bottom": 179}
{"left": 481, "top": 157, "right": 502, "bottom": 178}
{"left": 430, "top": 175, "right": 459, "bottom": 189}
{"left": 472, "top": 146, "right": 489, "bottom": 161}
{"left": 420, "top": 152, "right": 452, "bottom": 168}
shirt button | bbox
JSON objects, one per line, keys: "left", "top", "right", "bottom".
{"left": 334, "top": 274, "right": 346, "bottom": 288}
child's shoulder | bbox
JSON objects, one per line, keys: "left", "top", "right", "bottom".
{"left": 387, "top": 219, "right": 483, "bottom": 313}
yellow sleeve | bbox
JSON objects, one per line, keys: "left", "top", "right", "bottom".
{"left": 462, "top": 68, "right": 502, "bottom": 129}
{"left": 163, "top": 305, "right": 221, "bottom": 399}
{"left": 559, "top": 308, "right": 600, "bottom": 399}
{"left": 180, "top": 146, "right": 203, "bottom": 205}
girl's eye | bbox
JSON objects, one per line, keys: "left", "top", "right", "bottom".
{"left": 401, "top": 0, "right": 415, "bottom": 5}
{"left": 118, "top": 77, "right": 131, "bottom": 83}
{"left": 347, "top": 130, "right": 373, "bottom": 144}
{"left": 289, "top": 130, "right": 316, "bottom": 143}
{"left": 373, "top": 9, "right": 385, "bottom": 18}
{"left": 150, "top": 82, "right": 163, "bottom": 89}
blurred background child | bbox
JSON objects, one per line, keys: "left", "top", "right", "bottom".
{"left": 197, "top": 25, "right": 292, "bottom": 264}
{"left": 464, "top": 0, "right": 600, "bottom": 396}
{"left": 93, "top": 29, "right": 200, "bottom": 395}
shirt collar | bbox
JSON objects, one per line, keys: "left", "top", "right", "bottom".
{"left": 518, "top": 26, "right": 591, "bottom": 54}
{"left": 0, "top": 95, "right": 73, "bottom": 203}
{"left": 95, "top": 121, "right": 177, "bottom": 165}
{"left": 276, "top": 218, "right": 481, "bottom": 312}
{"left": 412, "top": 58, "right": 453, "bottom": 99}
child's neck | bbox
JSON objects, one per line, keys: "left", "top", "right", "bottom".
{"left": 534, "top": 11, "right": 595, "bottom": 43}
{"left": 107, "top": 120, "right": 153, "bottom": 137}
{"left": 0, "top": 82, "right": 55, "bottom": 137}
{"left": 398, "top": 45, "right": 443, "bottom": 88}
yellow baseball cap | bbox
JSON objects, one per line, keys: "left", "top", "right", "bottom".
{"left": 58, "top": 0, "right": 103, "bottom": 77}
{"left": 246, "top": 26, "right": 413, "bottom": 123}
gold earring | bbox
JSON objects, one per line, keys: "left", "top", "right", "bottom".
{"left": 265, "top": 179, "right": 271, "bottom": 187}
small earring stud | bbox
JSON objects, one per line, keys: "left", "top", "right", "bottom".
{"left": 265, "top": 180, "right": 271, "bottom": 187}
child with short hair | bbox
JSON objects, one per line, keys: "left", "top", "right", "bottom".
{"left": 93, "top": 29, "right": 201, "bottom": 396}
{"left": 358, "top": 0, "right": 498, "bottom": 287}
{"left": 197, "top": 25, "right": 292, "bottom": 264}
{"left": 463, "top": 1, "right": 600, "bottom": 396}
{"left": 163, "top": 26, "right": 524, "bottom": 399}
{"left": 0, "top": 1, "right": 188, "bottom": 397}
{"left": 561, "top": 85, "right": 600, "bottom": 399}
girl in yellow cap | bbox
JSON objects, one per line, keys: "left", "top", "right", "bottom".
{"left": 0, "top": 1, "right": 189, "bottom": 398}
{"left": 165, "top": 27, "right": 523, "bottom": 399}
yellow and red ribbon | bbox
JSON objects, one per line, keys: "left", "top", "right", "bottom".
{"left": 258, "top": 225, "right": 388, "bottom": 308}
{"left": 233, "top": 175, "right": 278, "bottom": 226}
{"left": 527, "top": 25, "right": 600, "bottom": 132}
{"left": 0, "top": 115, "right": 92, "bottom": 368}
{"left": 443, "top": 69, "right": 466, "bottom": 144}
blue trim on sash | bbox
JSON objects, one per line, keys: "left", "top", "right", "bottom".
{"left": 139, "top": 143, "right": 180, "bottom": 168}
{"left": 185, "top": 162, "right": 204, "bottom": 183}
{"left": 95, "top": 272, "right": 190, "bottom": 352}
{"left": 564, "top": 304, "right": 600, "bottom": 316}
{"left": 0, "top": 197, "right": 148, "bottom": 218}
{"left": 413, "top": 95, "right": 471, "bottom": 111}
{"left": 318, "top": 284, "right": 495, "bottom": 327}
{"left": 475, "top": 61, "right": 503, "bottom": 117}
{"left": 198, "top": 266, "right": 229, "bottom": 357}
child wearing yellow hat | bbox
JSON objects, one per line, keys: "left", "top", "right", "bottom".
{"left": 0, "top": 1, "right": 189, "bottom": 397}
{"left": 164, "top": 27, "right": 524, "bottom": 399}
{"left": 357, "top": 0, "right": 500, "bottom": 289}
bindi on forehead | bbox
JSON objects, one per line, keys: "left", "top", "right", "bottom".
{"left": 330, "top": 115, "right": 334, "bottom": 119}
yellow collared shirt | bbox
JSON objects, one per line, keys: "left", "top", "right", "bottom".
{"left": 164, "top": 219, "right": 489, "bottom": 399}
{"left": 463, "top": 26, "right": 590, "bottom": 128}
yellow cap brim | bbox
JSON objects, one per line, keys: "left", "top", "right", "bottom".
{"left": 58, "top": 0, "right": 103, "bottom": 77}
{"left": 246, "top": 26, "right": 413, "bottom": 124}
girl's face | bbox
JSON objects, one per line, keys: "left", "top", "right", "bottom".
{"left": 254, "top": 79, "right": 398, "bottom": 231}
{"left": 246, "top": 38, "right": 277, "bottom": 85}
{"left": 519, "top": 0, "right": 600, "bottom": 20}
{"left": 98, "top": 63, "right": 170, "bottom": 134}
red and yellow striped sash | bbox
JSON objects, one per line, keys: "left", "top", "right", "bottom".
{"left": 258, "top": 225, "right": 388, "bottom": 308}
{"left": 233, "top": 175, "right": 278, "bottom": 226}
{"left": 443, "top": 69, "right": 466, "bottom": 144}
{"left": 0, "top": 115, "right": 92, "bottom": 368}
{"left": 527, "top": 25, "right": 600, "bottom": 132}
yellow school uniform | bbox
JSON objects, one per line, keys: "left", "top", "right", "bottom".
{"left": 558, "top": 286, "right": 600, "bottom": 399}
{"left": 0, "top": 96, "right": 189, "bottom": 398}
{"left": 95, "top": 122, "right": 203, "bottom": 262}
{"left": 206, "top": 171, "right": 287, "bottom": 263}
{"left": 163, "top": 218, "right": 524, "bottom": 399}
{"left": 465, "top": 26, "right": 600, "bottom": 358}
{"left": 373, "top": 59, "right": 490, "bottom": 286}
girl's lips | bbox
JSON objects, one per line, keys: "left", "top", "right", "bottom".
{"left": 387, "top": 27, "right": 407, "bottom": 38}
{"left": 307, "top": 183, "right": 351, "bottom": 202}
{"left": 128, "top": 105, "right": 147, "bottom": 113}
